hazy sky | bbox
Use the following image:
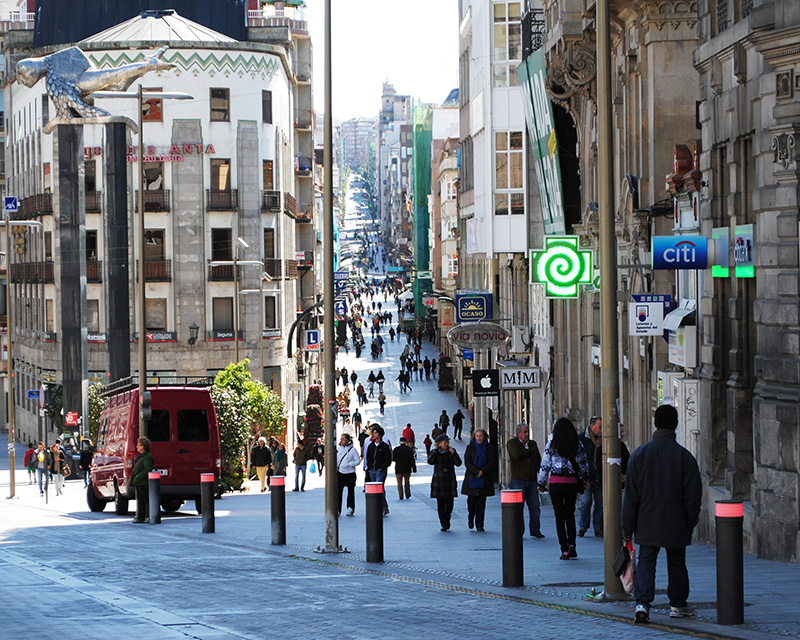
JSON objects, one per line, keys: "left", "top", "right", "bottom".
{"left": 306, "top": 1, "right": 459, "bottom": 121}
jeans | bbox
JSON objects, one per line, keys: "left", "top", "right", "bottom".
{"left": 337, "top": 471, "right": 356, "bottom": 514}
{"left": 509, "top": 478, "right": 542, "bottom": 535}
{"left": 368, "top": 468, "right": 389, "bottom": 511}
{"left": 549, "top": 483, "right": 579, "bottom": 551}
{"left": 578, "top": 482, "right": 603, "bottom": 533}
{"left": 37, "top": 468, "right": 47, "bottom": 493}
{"left": 82, "top": 469, "right": 90, "bottom": 486}
{"left": 467, "top": 495, "right": 487, "bottom": 528}
{"left": 294, "top": 464, "right": 307, "bottom": 490}
{"left": 635, "top": 545, "right": 690, "bottom": 609}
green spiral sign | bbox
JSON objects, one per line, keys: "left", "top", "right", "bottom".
{"left": 530, "top": 236, "right": 593, "bottom": 298}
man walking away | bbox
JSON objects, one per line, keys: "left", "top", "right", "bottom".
{"left": 365, "top": 425, "right": 392, "bottom": 516}
{"left": 393, "top": 437, "right": 417, "bottom": 499}
{"left": 506, "top": 423, "right": 545, "bottom": 538}
{"left": 251, "top": 437, "right": 272, "bottom": 493}
{"left": 452, "top": 409, "right": 465, "bottom": 440}
{"left": 622, "top": 404, "right": 702, "bottom": 624}
{"left": 438, "top": 410, "right": 450, "bottom": 436}
{"left": 578, "top": 416, "right": 603, "bottom": 537}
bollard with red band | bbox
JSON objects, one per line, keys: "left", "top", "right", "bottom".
{"left": 201, "top": 473, "right": 215, "bottom": 533}
{"left": 715, "top": 500, "right": 744, "bottom": 624}
{"left": 501, "top": 489, "right": 524, "bottom": 587}
{"left": 148, "top": 471, "right": 161, "bottom": 525}
{"left": 365, "top": 482, "right": 384, "bottom": 563}
{"left": 270, "top": 475, "right": 286, "bottom": 545}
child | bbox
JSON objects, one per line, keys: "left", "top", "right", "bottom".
{"left": 423, "top": 434, "right": 433, "bottom": 456}
{"left": 23, "top": 443, "right": 37, "bottom": 484}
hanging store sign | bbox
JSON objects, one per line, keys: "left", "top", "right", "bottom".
{"left": 628, "top": 294, "right": 671, "bottom": 336}
{"left": 84, "top": 143, "right": 217, "bottom": 162}
{"left": 455, "top": 292, "right": 492, "bottom": 323}
{"left": 651, "top": 235, "right": 708, "bottom": 270}
{"left": 734, "top": 224, "right": 754, "bottom": 278}
{"left": 447, "top": 322, "right": 510, "bottom": 349}
{"left": 529, "top": 236, "right": 592, "bottom": 298}
{"left": 711, "top": 227, "right": 730, "bottom": 278}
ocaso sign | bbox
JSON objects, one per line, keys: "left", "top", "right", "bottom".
{"left": 447, "top": 322, "right": 510, "bottom": 349}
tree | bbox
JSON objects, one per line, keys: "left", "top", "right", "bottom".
{"left": 212, "top": 359, "right": 287, "bottom": 492}
{"left": 43, "top": 383, "right": 64, "bottom": 432}
{"left": 87, "top": 383, "right": 106, "bottom": 442}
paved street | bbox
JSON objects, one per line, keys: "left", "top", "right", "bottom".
{"left": 2, "top": 333, "right": 798, "bottom": 639}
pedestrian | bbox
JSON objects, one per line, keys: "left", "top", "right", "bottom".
{"left": 389, "top": 327, "right": 396, "bottom": 341}
{"left": 352, "top": 408, "right": 362, "bottom": 431}
{"left": 337, "top": 433, "right": 361, "bottom": 516}
{"left": 350, "top": 371, "right": 358, "bottom": 387}
{"left": 313, "top": 438, "right": 325, "bottom": 476}
{"left": 34, "top": 442, "right": 47, "bottom": 495}
{"left": 378, "top": 392, "right": 386, "bottom": 416}
{"left": 438, "top": 410, "right": 450, "bottom": 436}
{"left": 129, "top": 437, "right": 154, "bottom": 523}
{"left": 622, "top": 404, "right": 702, "bottom": 624}
{"left": 292, "top": 437, "right": 310, "bottom": 491}
{"left": 461, "top": 429, "right": 496, "bottom": 531}
{"left": 452, "top": 409, "right": 465, "bottom": 440}
{"left": 358, "top": 424, "right": 371, "bottom": 457}
{"left": 431, "top": 358, "right": 438, "bottom": 377}
{"left": 404, "top": 370, "right": 413, "bottom": 392}
{"left": 423, "top": 356, "right": 431, "bottom": 380}
{"left": 507, "top": 423, "right": 545, "bottom": 538}
{"left": 376, "top": 370, "right": 385, "bottom": 392}
{"left": 49, "top": 444, "right": 66, "bottom": 496}
{"left": 252, "top": 436, "right": 273, "bottom": 492}
{"left": 401, "top": 423, "right": 415, "bottom": 448}
{"left": 537, "top": 418, "right": 590, "bottom": 559}
{"left": 79, "top": 439, "right": 94, "bottom": 487}
{"left": 395, "top": 371, "right": 405, "bottom": 393}
{"left": 578, "top": 415, "right": 603, "bottom": 537}
{"left": 340, "top": 367, "right": 348, "bottom": 385}
{"left": 428, "top": 434, "right": 462, "bottom": 532}
{"left": 423, "top": 434, "right": 433, "bottom": 456}
{"left": 365, "top": 424, "right": 392, "bottom": 516}
{"left": 356, "top": 382, "right": 366, "bottom": 406}
{"left": 392, "top": 437, "right": 417, "bottom": 500}
{"left": 431, "top": 423, "right": 443, "bottom": 441}
{"left": 272, "top": 442, "right": 288, "bottom": 478}
{"left": 23, "top": 442, "right": 36, "bottom": 485}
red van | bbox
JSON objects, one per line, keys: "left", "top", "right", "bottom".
{"left": 87, "top": 382, "right": 221, "bottom": 515}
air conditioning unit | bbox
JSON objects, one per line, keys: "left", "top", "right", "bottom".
{"left": 673, "top": 377, "right": 700, "bottom": 458}
{"left": 511, "top": 326, "right": 530, "bottom": 353}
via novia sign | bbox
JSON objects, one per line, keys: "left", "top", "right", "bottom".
{"left": 455, "top": 292, "right": 492, "bottom": 323}
{"left": 305, "top": 329, "right": 320, "bottom": 352}
{"left": 447, "top": 322, "right": 510, "bottom": 350}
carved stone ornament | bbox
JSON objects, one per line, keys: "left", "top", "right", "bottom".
{"left": 771, "top": 133, "right": 796, "bottom": 169}
{"left": 546, "top": 40, "right": 597, "bottom": 107}
{"left": 17, "top": 46, "right": 175, "bottom": 119}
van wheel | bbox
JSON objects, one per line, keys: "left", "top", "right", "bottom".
{"left": 161, "top": 498, "right": 183, "bottom": 512}
{"left": 114, "top": 486, "right": 129, "bottom": 515}
{"left": 86, "top": 482, "right": 107, "bottom": 512}
{"left": 194, "top": 497, "right": 202, "bottom": 514}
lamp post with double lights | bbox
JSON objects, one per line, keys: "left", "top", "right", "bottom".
{"left": 2, "top": 214, "right": 42, "bottom": 499}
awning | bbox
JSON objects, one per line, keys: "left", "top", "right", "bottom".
{"left": 662, "top": 306, "right": 696, "bottom": 332}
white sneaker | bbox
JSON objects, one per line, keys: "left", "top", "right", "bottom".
{"left": 345, "top": 508, "right": 354, "bottom": 516}
{"left": 669, "top": 606, "right": 695, "bottom": 618}
{"left": 634, "top": 605, "right": 650, "bottom": 624}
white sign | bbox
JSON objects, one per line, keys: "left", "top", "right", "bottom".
{"left": 628, "top": 301, "right": 665, "bottom": 336}
{"left": 417, "top": 270, "right": 432, "bottom": 279}
{"left": 499, "top": 367, "right": 541, "bottom": 389}
{"left": 668, "top": 326, "right": 697, "bottom": 368}
{"left": 447, "top": 322, "right": 510, "bottom": 349}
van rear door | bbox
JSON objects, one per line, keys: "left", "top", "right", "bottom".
{"left": 169, "top": 389, "right": 216, "bottom": 489}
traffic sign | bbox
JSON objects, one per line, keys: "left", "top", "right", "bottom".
{"left": 472, "top": 369, "right": 500, "bottom": 397}
{"left": 27, "top": 389, "right": 39, "bottom": 400}
{"left": 499, "top": 367, "right": 541, "bottom": 389}
{"left": 65, "top": 411, "right": 79, "bottom": 426}
{"left": 4, "top": 196, "right": 18, "bottom": 213}
{"left": 305, "top": 329, "right": 320, "bottom": 352}
{"left": 39, "top": 384, "right": 47, "bottom": 408}
{"left": 334, "top": 300, "right": 348, "bottom": 316}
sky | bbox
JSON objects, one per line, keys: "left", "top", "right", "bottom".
{"left": 306, "top": 1, "right": 459, "bottom": 121}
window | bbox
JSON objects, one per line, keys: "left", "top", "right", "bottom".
{"left": 86, "top": 230, "right": 98, "bottom": 260}
{"left": 144, "top": 229, "right": 165, "bottom": 261}
{"left": 142, "top": 88, "right": 163, "bottom": 122}
{"left": 178, "top": 410, "right": 209, "bottom": 442}
{"left": 492, "top": 2, "right": 522, "bottom": 87}
{"left": 85, "top": 159, "right": 96, "bottom": 192}
{"left": 210, "top": 158, "right": 231, "bottom": 191}
{"left": 210, "top": 88, "right": 230, "bottom": 121}
{"left": 44, "top": 231, "right": 53, "bottom": 260}
{"left": 41, "top": 94, "right": 49, "bottom": 127}
{"left": 149, "top": 410, "right": 171, "bottom": 442}
{"left": 87, "top": 299, "right": 100, "bottom": 333}
{"left": 494, "top": 131, "right": 524, "bottom": 215}
{"left": 143, "top": 162, "right": 164, "bottom": 190}
{"left": 145, "top": 298, "right": 167, "bottom": 331}
{"left": 44, "top": 162, "right": 51, "bottom": 193}
{"left": 212, "top": 228, "right": 232, "bottom": 261}
{"left": 265, "top": 296, "right": 278, "bottom": 330}
{"left": 262, "top": 90, "right": 273, "bottom": 124}
{"left": 264, "top": 228, "right": 276, "bottom": 259}
{"left": 46, "top": 299, "right": 54, "bottom": 332}
{"left": 213, "top": 298, "right": 234, "bottom": 331}
{"left": 443, "top": 176, "right": 457, "bottom": 201}
{"left": 263, "top": 160, "right": 274, "bottom": 190}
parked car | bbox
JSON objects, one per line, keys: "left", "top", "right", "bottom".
{"left": 87, "top": 380, "right": 221, "bottom": 515}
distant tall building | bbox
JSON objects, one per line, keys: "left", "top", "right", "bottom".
{"left": 340, "top": 117, "right": 376, "bottom": 173}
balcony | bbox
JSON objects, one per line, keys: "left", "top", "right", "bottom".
{"left": 294, "top": 108, "right": 313, "bottom": 129}
{"left": 294, "top": 157, "right": 312, "bottom": 177}
{"left": 136, "top": 259, "right": 172, "bottom": 282}
{"left": 294, "top": 61, "right": 312, "bottom": 83}
{"left": 208, "top": 261, "right": 234, "bottom": 281}
{"left": 284, "top": 193, "right": 298, "bottom": 217}
{"left": 85, "top": 191, "right": 102, "bottom": 213}
{"left": 285, "top": 260, "right": 299, "bottom": 278}
{"left": 206, "top": 189, "right": 238, "bottom": 210}
{"left": 86, "top": 260, "right": 103, "bottom": 283}
{"left": 296, "top": 250, "right": 314, "bottom": 268}
{"left": 9, "top": 261, "right": 54, "bottom": 283}
{"left": 135, "top": 189, "right": 171, "bottom": 212}
{"left": 18, "top": 194, "right": 53, "bottom": 218}
{"left": 297, "top": 202, "right": 313, "bottom": 222}
{"left": 261, "top": 190, "right": 282, "bottom": 212}
{"left": 247, "top": 5, "right": 308, "bottom": 33}
{"left": 521, "top": 8, "right": 546, "bottom": 58}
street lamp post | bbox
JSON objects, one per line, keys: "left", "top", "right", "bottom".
{"left": 240, "top": 272, "right": 273, "bottom": 382}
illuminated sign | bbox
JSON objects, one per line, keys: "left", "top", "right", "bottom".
{"left": 711, "top": 227, "right": 730, "bottom": 278}
{"left": 456, "top": 292, "right": 492, "bottom": 323}
{"left": 651, "top": 235, "right": 708, "bottom": 270}
{"left": 529, "top": 236, "right": 592, "bottom": 298}
{"left": 734, "top": 224, "right": 754, "bottom": 278}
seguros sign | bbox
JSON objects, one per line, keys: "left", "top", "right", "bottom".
{"left": 447, "top": 322, "right": 510, "bottom": 349}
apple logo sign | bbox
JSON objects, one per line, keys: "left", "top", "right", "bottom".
{"left": 480, "top": 375, "right": 492, "bottom": 389}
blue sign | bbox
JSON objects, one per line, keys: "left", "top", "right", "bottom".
{"left": 455, "top": 292, "right": 492, "bottom": 323}
{"left": 334, "top": 300, "right": 348, "bottom": 316}
{"left": 305, "top": 329, "right": 320, "bottom": 352}
{"left": 461, "top": 348, "right": 474, "bottom": 360}
{"left": 27, "top": 389, "right": 39, "bottom": 400}
{"left": 4, "top": 196, "right": 18, "bottom": 213}
{"left": 651, "top": 235, "right": 708, "bottom": 270}
{"left": 334, "top": 270, "right": 349, "bottom": 281}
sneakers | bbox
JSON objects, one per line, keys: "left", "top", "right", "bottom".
{"left": 568, "top": 545, "right": 577, "bottom": 558}
{"left": 559, "top": 551, "right": 570, "bottom": 560}
{"left": 634, "top": 605, "right": 650, "bottom": 624}
{"left": 530, "top": 531, "right": 545, "bottom": 538}
{"left": 669, "top": 606, "right": 695, "bottom": 618}
{"left": 345, "top": 508, "right": 354, "bottom": 517}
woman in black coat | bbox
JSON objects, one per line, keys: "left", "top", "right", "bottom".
{"left": 428, "top": 434, "right": 462, "bottom": 531}
{"left": 460, "top": 429, "right": 496, "bottom": 531}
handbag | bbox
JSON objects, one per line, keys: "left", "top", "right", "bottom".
{"left": 613, "top": 543, "right": 631, "bottom": 577}
{"left": 567, "top": 456, "right": 585, "bottom": 494}
{"left": 620, "top": 539, "right": 636, "bottom": 593}
{"left": 60, "top": 462, "right": 71, "bottom": 477}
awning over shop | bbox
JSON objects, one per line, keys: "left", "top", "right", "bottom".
{"left": 662, "top": 304, "right": 696, "bottom": 332}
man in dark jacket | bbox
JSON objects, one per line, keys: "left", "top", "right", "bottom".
{"left": 438, "top": 410, "right": 450, "bottom": 436}
{"left": 506, "top": 423, "right": 544, "bottom": 537}
{"left": 366, "top": 425, "right": 392, "bottom": 515}
{"left": 622, "top": 404, "right": 701, "bottom": 624}
{"left": 452, "top": 409, "right": 466, "bottom": 440}
{"left": 392, "top": 437, "right": 417, "bottom": 499}
{"left": 578, "top": 416, "right": 603, "bottom": 537}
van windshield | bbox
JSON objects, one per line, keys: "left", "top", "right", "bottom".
{"left": 149, "top": 410, "right": 170, "bottom": 442}
{"left": 178, "top": 410, "right": 209, "bottom": 442}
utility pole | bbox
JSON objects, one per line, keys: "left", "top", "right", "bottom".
{"left": 597, "top": 0, "right": 624, "bottom": 598}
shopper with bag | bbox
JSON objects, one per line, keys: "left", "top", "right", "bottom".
{"left": 537, "top": 418, "right": 589, "bottom": 560}
{"left": 622, "top": 404, "right": 702, "bottom": 624}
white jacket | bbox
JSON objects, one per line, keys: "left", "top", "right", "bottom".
{"left": 337, "top": 444, "right": 361, "bottom": 474}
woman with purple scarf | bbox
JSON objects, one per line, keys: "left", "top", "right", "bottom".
{"left": 461, "top": 429, "right": 497, "bottom": 531}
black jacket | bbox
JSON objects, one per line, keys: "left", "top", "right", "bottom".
{"left": 621, "top": 429, "right": 701, "bottom": 547}
{"left": 251, "top": 444, "right": 272, "bottom": 467}
{"left": 392, "top": 444, "right": 417, "bottom": 475}
{"left": 366, "top": 440, "right": 392, "bottom": 471}
{"left": 428, "top": 447, "right": 462, "bottom": 498}
{"left": 461, "top": 440, "right": 496, "bottom": 497}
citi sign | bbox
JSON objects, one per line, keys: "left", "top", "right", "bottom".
{"left": 651, "top": 235, "right": 708, "bottom": 270}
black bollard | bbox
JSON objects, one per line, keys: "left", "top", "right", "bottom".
{"left": 501, "top": 489, "right": 524, "bottom": 587}
{"left": 716, "top": 500, "right": 744, "bottom": 624}
{"left": 271, "top": 475, "right": 286, "bottom": 545}
{"left": 365, "top": 482, "right": 384, "bottom": 563}
{"left": 148, "top": 471, "right": 161, "bottom": 525}
{"left": 201, "top": 473, "right": 215, "bottom": 533}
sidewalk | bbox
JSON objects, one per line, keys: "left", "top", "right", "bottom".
{"left": 2, "top": 334, "right": 798, "bottom": 639}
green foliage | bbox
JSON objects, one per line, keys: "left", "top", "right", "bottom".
{"left": 438, "top": 356, "right": 455, "bottom": 391}
{"left": 304, "top": 404, "right": 323, "bottom": 443}
{"left": 212, "top": 359, "right": 287, "bottom": 491}
{"left": 44, "top": 384, "right": 64, "bottom": 432}
{"left": 87, "top": 383, "right": 106, "bottom": 442}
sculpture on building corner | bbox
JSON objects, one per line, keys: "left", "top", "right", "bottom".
{"left": 17, "top": 46, "right": 175, "bottom": 118}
